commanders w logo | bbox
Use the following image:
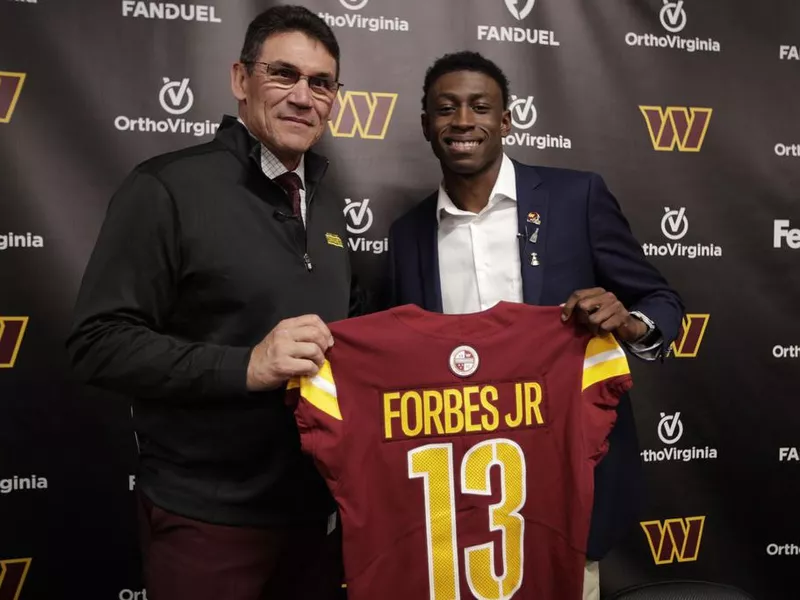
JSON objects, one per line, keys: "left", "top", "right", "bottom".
{"left": 327, "top": 91, "right": 397, "bottom": 140}
{"left": 0, "top": 558, "right": 31, "bottom": 600}
{"left": 0, "top": 317, "right": 29, "bottom": 368}
{"left": 641, "top": 516, "right": 705, "bottom": 564}
{"left": 639, "top": 106, "right": 712, "bottom": 152}
{"left": 671, "top": 314, "right": 709, "bottom": 358}
{"left": 0, "top": 72, "right": 26, "bottom": 124}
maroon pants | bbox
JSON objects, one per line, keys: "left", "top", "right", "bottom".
{"left": 137, "top": 492, "right": 344, "bottom": 600}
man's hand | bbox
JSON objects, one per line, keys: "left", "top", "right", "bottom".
{"left": 246, "top": 315, "right": 334, "bottom": 391}
{"left": 560, "top": 288, "right": 647, "bottom": 343}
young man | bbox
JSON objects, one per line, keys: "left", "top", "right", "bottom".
{"left": 386, "top": 51, "right": 684, "bottom": 599}
{"left": 67, "top": 6, "right": 357, "bottom": 599}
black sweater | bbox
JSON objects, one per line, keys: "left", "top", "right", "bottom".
{"left": 67, "top": 116, "right": 354, "bottom": 526}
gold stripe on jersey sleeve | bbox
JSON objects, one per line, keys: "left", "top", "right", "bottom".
{"left": 582, "top": 334, "right": 630, "bottom": 391}
{"left": 301, "top": 359, "right": 342, "bottom": 421}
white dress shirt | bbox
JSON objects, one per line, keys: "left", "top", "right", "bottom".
{"left": 237, "top": 117, "right": 307, "bottom": 226}
{"left": 436, "top": 153, "right": 662, "bottom": 360}
{"left": 437, "top": 153, "right": 522, "bottom": 314}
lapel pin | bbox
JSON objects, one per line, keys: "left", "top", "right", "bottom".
{"left": 529, "top": 227, "right": 539, "bottom": 244}
{"left": 527, "top": 212, "right": 541, "bottom": 225}
{"left": 530, "top": 252, "right": 540, "bottom": 266}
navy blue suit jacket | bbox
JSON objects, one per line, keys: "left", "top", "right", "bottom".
{"left": 385, "top": 159, "right": 684, "bottom": 560}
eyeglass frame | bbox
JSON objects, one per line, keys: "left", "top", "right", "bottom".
{"left": 243, "top": 61, "right": 343, "bottom": 99}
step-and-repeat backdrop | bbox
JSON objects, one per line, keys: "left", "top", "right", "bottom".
{"left": 2, "top": 0, "right": 798, "bottom": 598}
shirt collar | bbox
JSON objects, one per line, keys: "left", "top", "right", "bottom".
{"left": 236, "top": 116, "right": 305, "bottom": 184}
{"left": 436, "top": 153, "right": 517, "bottom": 224}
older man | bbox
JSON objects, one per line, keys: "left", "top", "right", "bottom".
{"left": 67, "top": 6, "right": 356, "bottom": 599}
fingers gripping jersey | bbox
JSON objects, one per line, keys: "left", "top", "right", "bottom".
{"left": 287, "top": 302, "right": 632, "bottom": 600}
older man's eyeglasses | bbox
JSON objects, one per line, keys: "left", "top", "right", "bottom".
{"left": 245, "top": 62, "right": 342, "bottom": 99}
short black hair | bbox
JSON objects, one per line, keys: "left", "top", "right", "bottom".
{"left": 421, "top": 51, "right": 510, "bottom": 110}
{"left": 239, "top": 5, "right": 340, "bottom": 78}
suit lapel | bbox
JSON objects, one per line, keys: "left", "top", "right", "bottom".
{"left": 514, "top": 161, "right": 548, "bottom": 306}
{"left": 417, "top": 194, "right": 443, "bottom": 313}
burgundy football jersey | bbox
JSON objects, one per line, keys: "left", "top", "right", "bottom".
{"left": 287, "top": 302, "right": 632, "bottom": 600}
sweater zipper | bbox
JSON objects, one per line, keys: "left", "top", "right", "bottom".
{"left": 303, "top": 185, "right": 314, "bottom": 272}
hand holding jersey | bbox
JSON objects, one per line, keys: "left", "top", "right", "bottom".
{"left": 561, "top": 287, "right": 649, "bottom": 343}
{"left": 246, "top": 314, "right": 334, "bottom": 391}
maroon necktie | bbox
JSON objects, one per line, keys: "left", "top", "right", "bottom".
{"left": 274, "top": 172, "right": 304, "bottom": 218}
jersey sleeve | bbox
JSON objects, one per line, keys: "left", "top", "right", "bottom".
{"left": 286, "top": 359, "right": 345, "bottom": 486}
{"left": 581, "top": 333, "right": 633, "bottom": 463}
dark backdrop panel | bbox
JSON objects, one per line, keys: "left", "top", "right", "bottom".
{"left": 1, "top": 1, "right": 797, "bottom": 598}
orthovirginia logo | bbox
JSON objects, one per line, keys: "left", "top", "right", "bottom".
{"left": 318, "top": 0, "right": 410, "bottom": 33}
{"left": 0, "top": 317, "right": 28, "bottom": 368}
{"left": 641, "top": 516, "right": 705, "bottom": 564}
{"left": 343, "top": 199, "right": 387, "bottom": 254}
{"left": 671, "top": 314, "right": 709, "bottom": 358}
{"left": 0, "top": 558, "right": 31, "bottom": 599}
{"left": 641, "top": 411, "right": 718, "bottom": 463}
{"left": 327, "top": 91, "right": 397, "bottom": 140}
{"left": 503, "top": 95, "right": 571, "bottom": 149}
{"left": 642, "top": 207, "right": 722, "bottom": 259}
{"left": 626, "top": 0, "right": 721, "bottom": 53}
{"left": 0, "top": 474, "right": 48, "bottom": 494}
{"left": 114, "top": 78, "right": 218, "bottom": 137}
{"left": 0, "top": 232, "right": 44, "bottom": 251}
{"left": 640, "top": 106, "right": 712, "bottom": 152}
{"left": 477, "top": 0, "right": 560, "bottom": 46}
{"left": 0, "top": 71, "right": 25, "bottom": 124}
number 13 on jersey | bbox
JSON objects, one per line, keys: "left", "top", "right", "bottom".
{"left": 408, "top": 438, "right": 526, "bottom": 600}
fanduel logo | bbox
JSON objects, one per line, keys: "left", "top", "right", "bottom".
{"left": 625, "top": 0, "right": 721, "bottom": 53}
{"left": 477, "top": 0, "right": 559, "bottom": 46}
{"left": 780, "top": 45, "right": 799, "bottom": 60}
{"left": 328, "top": 91, "right": 397, "bottom": 139}
{"left": 0, "top": 558, "right": 31, "bottom": 598}
{"left": 774, "top": 220, "right": 800, "bottom": 248}
{"left": 0, "top": 317, "right": 28, "bottom": 368}
{"left": 641, "top": 516, "right": 705, "bottom": 564}
{"left": 318, "top": 0, "right": 409, "bottom": 33}
{"left": 0, "top": 71, "right": 25, "bottom": 123}
{"left": 503, "top": 95, "right": 571, "bottom": 150}
{"left": 641, "top": 412, "right": 718, "bottom": 463}
{"left": 671, "top": 314, "right": 710, "bottom": 358}
{"left": 779, "top": 447, "right": 799, "bottom": 461}
{"left": 344, "top": 199, "right": 387, "bottom": 254}
{"left": 121, "top": 1, "right": 221, "bottom": 22}
{"left": 0, "top": 474, "right": 48, "bottom": 494}
{"left": 643, "top": 207, "right": 721, "bottom": 259}
{"left": 115, "top": 78, "right": 217, "bottom": 137}
{"left": 640, "top": 106, "right": 712, "bottom": 151}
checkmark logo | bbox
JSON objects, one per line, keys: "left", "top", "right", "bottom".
{"left": 659, "top": 0, "right": 687, "bottom": 33}
{"left": 343, "top": 198, "right": 374, "bottom": 235}
{"left": 657, "top": 412, "right": 684, "bottom": 445}
{"left": 158, "top": 77, "right": 194, "bottom": 115}
{"left": 660, "top": 206, "right": 688, "bottom": 240}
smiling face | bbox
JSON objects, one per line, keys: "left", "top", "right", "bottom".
{"left": 422, "top": 70, "right": 511, "bottom": 177}
{"left": 231, "top": 30, "right": 338, "bottom": 169}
